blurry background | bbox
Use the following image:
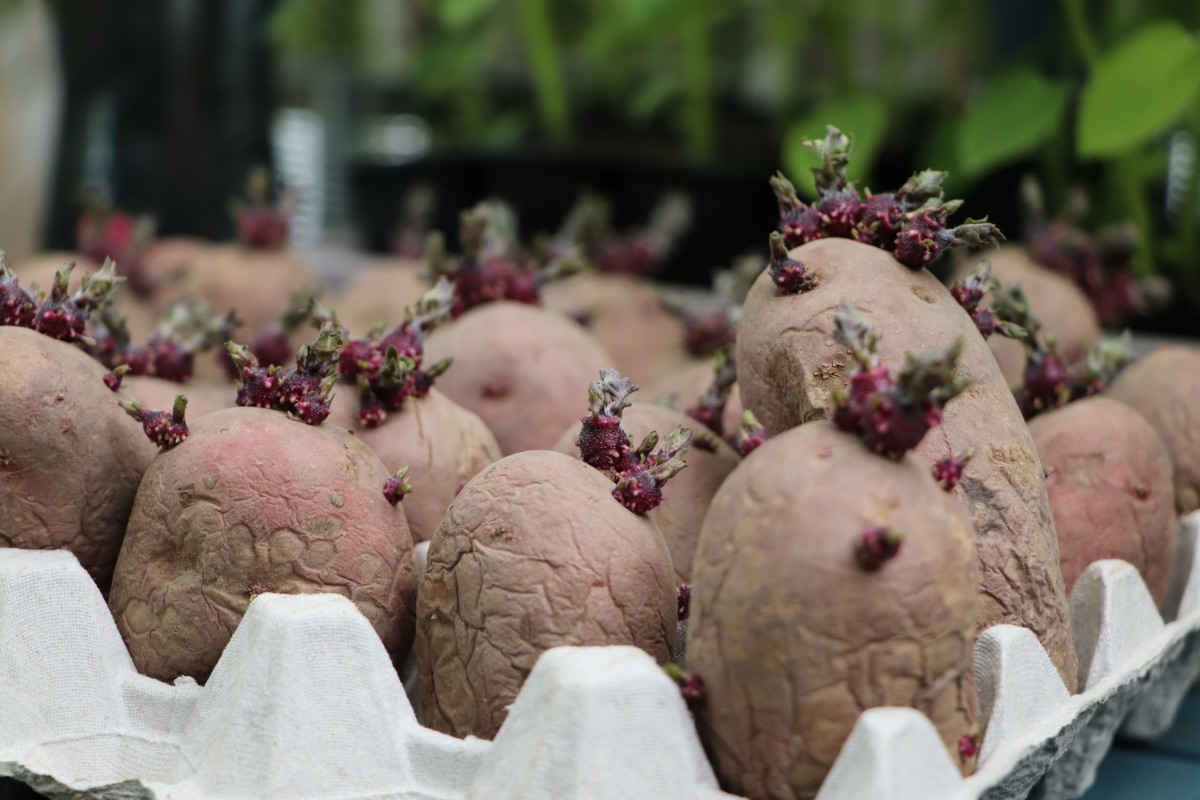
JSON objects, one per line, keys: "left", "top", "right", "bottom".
{"left": 2, "top": 0, "right": 1199, "bottom": 329}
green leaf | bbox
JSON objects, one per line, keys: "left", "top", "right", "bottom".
{"left": 437, "top": 0, "right": 500, "bottom": 30}
{"left": 782, "top": 96, "right": 887, "bottom": 198}
{"left": 956, "top": 68, "right": 1069, "bottom": 177}
{"left": 1077, "top": 21, "right": 1200, "bottom": 158}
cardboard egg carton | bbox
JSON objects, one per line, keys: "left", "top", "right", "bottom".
{"left": 1, "top": 512, "right": 1198, "bottom": 800}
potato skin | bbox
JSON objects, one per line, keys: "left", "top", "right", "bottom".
{"left": 688, "top": 422, "right": 979, "bottom": 799}
{"left": 1028, "top": 397, "right": 1176, "bottom": 606}
{"left": 1106, "top": 346, "right": 1200, "bottom": 513}
{"left": 553, "top": 403, "right": 740, "bottom": 582}
{"left": 636, "top": 356, "right": 745, "bottom": 435}
{"left": 737, "top": 238, "right": 1077, "bottom": 691}
{"left": 328, "top": 388, "right": 502, "bottom": 542}
{"left": 332, "top": 258, "right": 431, "bottom": 337}
{"left": 122, "top": 376, "right": 234, "bottom": 421}
{"left": 416, "top": 450, "right": 676, "bottom": 739}
{"left": 953, "top": 247, "right": 1101, "bottom": 387}
{"left": 0, "top": 328, "right": 156, "bottom": 589}
{"left": 108, "top": 408, "right": 417, "bottom": 683}
{"left": 423, "top": 301, "right": 613, "bottom": 455}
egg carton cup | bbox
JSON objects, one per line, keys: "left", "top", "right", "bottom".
{"left": 2, "top": 512, "right": 1199, "bottom": 800}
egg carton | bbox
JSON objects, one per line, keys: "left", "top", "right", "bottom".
{"left": 1, "top": 512, "right": 1199, "bottom": 800}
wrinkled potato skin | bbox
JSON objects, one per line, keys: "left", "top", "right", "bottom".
{"left": 688, "top": 422, "right": 979, "bottom": 799}
{"left": 952, "top": 247, "right": 1101, "bottom": 387}
{"left": 328, "top": 388, "right": 502, "bottom": 542}
{"left": 1106, "top": 347, "right": 1200, "bottom": 514}
{"left": 417, "top": 451, "right": 676, "bottom": 739}
{"left": 737, "top": 238, "right": 1077, "bottom": 691}
{"left": 1029, "top": 398, "right": 1176, "bottom": 606}
{"left": 424, "top": 302, "right": 613, "bottom": 455}
{"left": 108, "top": 408, "right": 417, "bottom": 683}
{"left": 552, "top": 403, "right": 740, "bottom": 582}
{"left": 541, "top": 273, "right": 685, "bottom": 384}
{"left": 0, "top": 328, "right": 157, "bottom": 589}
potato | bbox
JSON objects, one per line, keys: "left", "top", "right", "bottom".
{"left": 541, "top": 273, "right": 685, "bottom": 383}
{"left": 332, "top": 257, "right": 431, "bottom": 337}
{"left": 688, "top": 421, "right": 979, "bottom": 799}
{"left": 328, "top": 388, "right": 502, "bottom": 542}
{"left": 952, "top": 246, "right": 1102, "bottom": 387}
{"left": 737, "top": 237, "right": 1077, "bottom": 690}
{"left": 553, "top": 402, "right": 739, "bottom": 582}
{"left": 423, "top": 301, "right": 613, "bottom": 454}
{"left": 416, "top": 450, "right": 676, "bottom": 739}
{"left": 108, "top": 407, "right": 417, "bottom": 683}
{"left": 121, "top": 376, "right": 234, "bottom": 421}
{"left": 0, "top": 327, "right": 156, "bottom": 589}
{"left": 1106, "top": 346, "right": 1200, "bottom": 513}
{"left": 1028, "top": 397, "right": 1176, "bottom": 605}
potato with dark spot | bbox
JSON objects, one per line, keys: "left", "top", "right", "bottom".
{"left": 688, "top": 421, "right": 979, "bottom": 799}
{"left": 328, "top": 388, "right": 502, "bottom": 542}
{"left": 737, "top": 237, "right": 1077, "bottom": 690}
{"left": 416, "top": 450, "right": 676, "bottom": 739}
{"left": 1106, "top": 346, "right": 1200, "bottom": 514}
{"left": 553, "top": 402, "right": 739, "bottom": 582}
{"left": 0, "top": 327, "right": 157, "bottom": 590}
{"left": 1028, "top": 397, "right": 1176, "bottom": 605}
{"left": 423, "top": 301, "right": 612, "bottom": 454}
{"left": 108, "top": 407, "right": 417, "bottom": 683}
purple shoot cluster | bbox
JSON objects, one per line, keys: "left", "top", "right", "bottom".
{"left": 932, "top": 448, "right": 976, "bottom": 492}
{"left": 428, "top": 203, "right": 565, "bottom": 318}
{"left": 338, "top": 279, "right": 455, "bottom": 427}
{"left": 855, "top": 526, "right": 904, "bottom": 570}
{"left": 0, "top": 256, "right": 123, "bottom": 345}
{"left": 830, "top": 302, "right": 970, "bottom": 459}
{"left": 93, "top": 302, "right": 234, "bottom": 385}
{"left": 120, "top": 395, "right": 189, "bottom": 449}
{"left": 772, "top": 126, "right": 1003, "bottom": 269}
{"left": 575, "top": 368, "right": 692, "bottom": 514}
{"left": 677, "top": 583, "right": 691, "bottom": 620}
{"left": 731, "top": 410, "right": 768, "bottom": 457}
{"left": 768, "top": 231, "right": 813, "bottom": 294}
{"left": 232, "top": 167, "right": 290, "bottom": 250}
{"left": 685, "top": 347, "right": 737, "bottom": 438}
{"left": 662, "top": 662, "right": 705, "bottom": 711}
{"left": 227, "top": 324, "right": 342, "bottom": 425}
{"left": 219, "top": 291, "right": 333, "bottom": 379}
{"left": 949, "top": 261, "right": 1027, "bottom": 341}
{"left": 383, "top": 465, "right": 414, "bottom": 506}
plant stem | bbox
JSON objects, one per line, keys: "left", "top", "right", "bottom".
{"left": 1176, "top": 116, "right": 1200, "bottom": 288}
{"left": 1061, "top": 0, "right": 1100, "bottom": 70}
{"left": 516, "top": 0, "right": 570, "bottom": 143}
{"left": 1112, "top": 156, "right": 1157, "bottom": 278}
{"left": 680, "top": 9, "right": 715, "bottom": 160}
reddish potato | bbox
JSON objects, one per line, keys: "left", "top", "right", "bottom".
{"left": 688, "top": 421, "right": 979, "bottom": 799}
{"left": 416, "top": 450, "right": 676, "bottom": 739}
{"left": 328, "top": 388, "right": 501, "bottom": 542}
{"left": 554, "top": 402, "right": 739, "bottom": 582}
{"left": 1106, "top": 346, "right": 1200, "bottom": 513}
{"left": 108, "top": 407, "right": 417, "bottom": 683}
{"left": 1029, "top": 397, "right": 1176, "bottom": 605}
{"left": 637, "top": 356, "right": 745, "bottom": 437}
{"left": 423, "top": 301, "right": 612, "bottom": 454}
{"left": 953, "top": 247, "right": 1101, "bottom": 386}
{"left": 737, "top": 237, "right": 1077, "bottom": 690}
{"left": 0, "top": 327, "right": 156, "bottom": 589}
{"left": 541, "top": 273, "right": 685, "bottom": 383}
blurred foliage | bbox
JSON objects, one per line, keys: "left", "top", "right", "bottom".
{"left": 265, "top": 0, "right": 1200, "bottom": 284}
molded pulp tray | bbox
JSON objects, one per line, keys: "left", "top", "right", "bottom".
{"left": 2, "top": 512, "right": 1199, "bottom": 800}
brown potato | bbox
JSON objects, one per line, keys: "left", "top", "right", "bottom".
{"left": 1106, "top": 346, "right": 1200, "bottom": 513}
{"left": 637, "top": 356, "right": 744, "bottom": 436}
{"left": 553, "top": 402, "right": 740, "bottom": 582}
{"left": 423, "top": 301, "right": 613, "bottom": 455}
{"left": 688, "top": 421, "right": 979, "bottom": 799}
{"left": 737, "top": 237, "right": 1077, "bottom": 690}
{"left": 541, "top": 273, "right": 685, "bottom": 384}
{"left": 952, "top": 246, "right": 1101, "bottom": 387}
{"left": 328, "top": 388, "right": 502, "bottom": 542}
{"left": 416, "top": 450, "right": 676, "bottom": 739}
{"left": 0, "top": 327, "right": 156, "bottom": 589}
{"left": 1029, "top": 397, "right": 1176, "bottom": 606}
{"left": 108, "top": 407, "right": 417, "bottom": 683}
